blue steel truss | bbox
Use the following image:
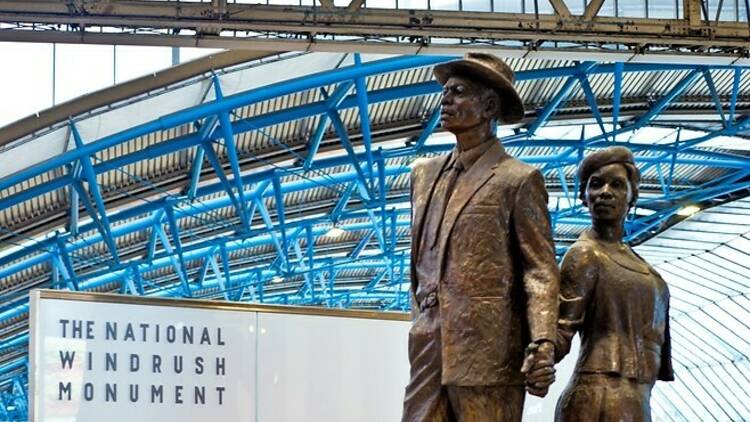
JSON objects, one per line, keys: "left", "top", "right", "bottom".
{"left": 1, "top": 53, "right": 750, "bottom": 418}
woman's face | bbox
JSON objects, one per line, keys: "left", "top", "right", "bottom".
{"left": 585, "top": 163, "right": 633, "bottom": 222}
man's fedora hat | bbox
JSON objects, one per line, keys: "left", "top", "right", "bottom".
{"left": 433, "top": 53, "right": 525, "bottom": 124}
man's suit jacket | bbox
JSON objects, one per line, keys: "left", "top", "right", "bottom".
{"left": 410, "top": 141, "right": 560, "bottom": 386}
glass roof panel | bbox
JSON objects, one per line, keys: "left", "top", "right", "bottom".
{"left": 660, "top": 261, "right": 745, "bottom": 296}
{"left": 0, "top": 42, "right": 53, "bottom": 127}
{"left": 54, "top": 44, "right": 114, "bottom": 104}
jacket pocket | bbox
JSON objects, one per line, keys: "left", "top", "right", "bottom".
{"left": 442, "top": 296, "right": 512, "bottom": 384}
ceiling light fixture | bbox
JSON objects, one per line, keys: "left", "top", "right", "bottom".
{"left": 677, "top": 204, "right": 701, "bottom": 217}
{"left": 326, "top": 226, "right": 346, "bottom": 238}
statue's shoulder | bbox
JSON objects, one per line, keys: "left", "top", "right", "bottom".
{"left": 560, "top": 238, "right": 601, "bottom": 285}
{"left": 566, "top": 237, "right": 600, "bottom": 259}
{"left": 410, "top": 155, "right": 446, "bottom": 181}
{"left": 561, "top": 237, "right": 601, "bottom": 272}
{"left": 495, "top": 155, "right": 541, "bottom": 186}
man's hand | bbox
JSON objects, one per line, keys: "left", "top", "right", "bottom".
{"left": 520, "top": 341, "right": 556, "bottom": 397}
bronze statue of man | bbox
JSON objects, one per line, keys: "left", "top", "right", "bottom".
{"left": 402, "top": 53, "right": 560, "bottom": 422}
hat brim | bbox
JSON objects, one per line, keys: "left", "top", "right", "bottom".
{"left": 434, "top": 60, "right": 525, "bottom": 124}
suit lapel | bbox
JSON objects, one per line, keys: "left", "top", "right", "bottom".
{"left": 436, "top": 142, "right": 507, "bottom": 277}
{"left": 411, "top": 152, "right": 452, "bottom": 264}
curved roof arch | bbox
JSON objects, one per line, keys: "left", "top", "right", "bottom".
{"left": 0, "top": 50, "right": 748, "bottom": 420}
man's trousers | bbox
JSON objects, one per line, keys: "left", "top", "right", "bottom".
{"left": 401, "top": 305, "right": 525, "bottom": 422}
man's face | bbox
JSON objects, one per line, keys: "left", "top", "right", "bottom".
{"left": 440, "top": 76, "right": 491, "bottom": 134}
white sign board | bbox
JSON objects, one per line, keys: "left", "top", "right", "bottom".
{"left": 29, "top": 290, "right": 577, "bottom": 422}
{"left": 29, "top": 291, "right": 256, "bottom": 422}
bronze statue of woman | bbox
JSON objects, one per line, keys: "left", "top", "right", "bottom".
{"left": 554, "top": 146, "right": 674, "bottom": 422}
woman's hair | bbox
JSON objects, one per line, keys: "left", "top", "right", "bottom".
{"left": 577, "top": 146, "right": 640, "bottom": 208}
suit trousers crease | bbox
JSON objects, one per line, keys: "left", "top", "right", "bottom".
{"left": 402, "top": 306, "right": 525, "bottom": 422}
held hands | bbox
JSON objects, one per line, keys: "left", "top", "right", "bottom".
{"left": 520, "top": 340, "right": 556, "bottom": 397}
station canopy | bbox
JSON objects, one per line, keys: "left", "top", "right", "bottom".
{"left": 0, "top": 48, "right": 748, "bottom": 421}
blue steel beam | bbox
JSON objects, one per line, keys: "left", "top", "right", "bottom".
{"left": 219, "top": 243, "right": 234, "bottom": 300}
{"left": 200, "top": 138, "right": 248, "bottom": 232}
{"left": 292, "top": 235, "right": 314, "bottom": 299}
{"left": 153, "top": 225, "right": 192, "bottom": 297}
{"left": 201, "top": 250, "right": 409, "bottom": 292}
{"left": 577, "top": 75, "right": 607, "bottom": 137}
{"left": 635, "top": 116, "right": 750, "bottom": 177}
{"left": 626, "top": 169, "right": 750, "bottom": 241}
{"left": 350, "top": 231, "right": 375, "bottom": 260}
{"left": 70, "top": 124, "right": 120, "bottom": 265}
{"left": 11, "top": 377, "right": 26, "bottom": 414}
{"left": 0, "top": 401, "right": 8, "bottom": 421}
{"left": 331, "top": 182, "right": 356, "bottom": 223}
{"left": 92, "top": 131, "right": 746, "bottom": 229}
{"left": 67, "top": 185, "right": 79, "bottom": 237}
{"left": 193, "top": 257, "right": 211, "bottom": 289}
{"left": 702, "top": 69, "right": 728, "bottom": 127}
{"left": 2, "top": 133, "right": 746, "bottom": 282}
{"left": 0, "top": 55, "right": 451, "bottom": 193}
{"left": 328, "top": 109, "right": 374, "bottom": 201}
{"left": 667, "top": 129, "right": 679, "bottom": 193}
{"left": 131, "top": 264, "right": 145, "bottom": 295}
{"left": 2, "top": 138, "right": 748, "bottom": 285}
{"left": 254, "top": 195, "right": 289, "bottom": 271}
{"left": 413, "top": 106, "right": 442, "bottom": 151}
{"left": 0, "top": 250, "right": 415, "bottom": 337}
{"left": 365, "top": 269, "right": 388, "bottom": 290}
{"left": 53, "top": 235, "right": 78, "bottom": 290}
{"left": 164, "top": 202, "right": 188, "bottom": 280}
{"left": 730, "top": 68, "right": 740, "bottom": 122}
{"left": 677, "top": 115, "right": 750, "bottom": 152}
{"left": 146, "top": 209, "right": 165, "bottom": 260}
{"left": 186, "top": 115, "right": 217, "bottom": 200}
{"left": 1, "top": 62, "right": 737, "bottom": 213}
{"left": 526, "top": 62, "right": 597, "bottom": 135}
{"left": 613, "top": 61, "right": 623, "bottom": 141}
{"left": 526, "top": 75, "right": 579, "bottom": 135}
{"left": 353, "top": 54, "right": 376, "bottom": 193}
{"left": 631, "top": 69, "right": 702, "bottom": 129}
{"left": 3, "top": 66, "right": 724, "bottom": 216}
{"left": 377, "top": 149, "right": 388, "bottom": 245}
{"left": 655, "top": 163, "right": 669, "bottom": 195}
{"left": 0, "top": 212, "right": 415, "bottom": 321}
{"left": 303, "top": 81, "right": 354, "bottom": 171}
{"left": 0, "top": 63, "right": 743, "bottom": 215}
{"left": 205, "top": 253, "right": 228, "bottom": 301}
{"left": 305, "top": 113, "right": 332, "bottom": 172}
{"left": 306, "top": 225, "right": 316, "bottom": 297}
{"left": 270, "top": 171, "right": 290, "bottom": 271}
{"left": 0, "top": 163, "right": 412, "bottom": 276}
{"left": 213, "top": 76, "right": 251, "bottom": 231}
{"left": 0, "top": 360, "right": 25, "bottom": 380}
{"left": 516, "top": 62, "right": 744, "bottom": 82}
{"left": 366, "top": 207, "right": 387, "bottom": 252}
{"left": 389, "top": 210, "right": 398, "bottom": 257}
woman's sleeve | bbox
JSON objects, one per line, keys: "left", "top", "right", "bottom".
{"left": 659, "top": 293, "right": 675, "bottom": 381}
{"left": 556, "top": 242, "right": 599, "bottom": 362}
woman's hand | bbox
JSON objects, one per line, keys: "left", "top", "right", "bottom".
{"left": 521, "top": 340, "right": 556, "bottom": 397}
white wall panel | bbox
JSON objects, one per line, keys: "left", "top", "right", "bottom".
{"left": 31, "top": 291, "right": 587, "bottom": 421}
{"left": 257, "top": 312, "right": 411, "bottom": 422}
